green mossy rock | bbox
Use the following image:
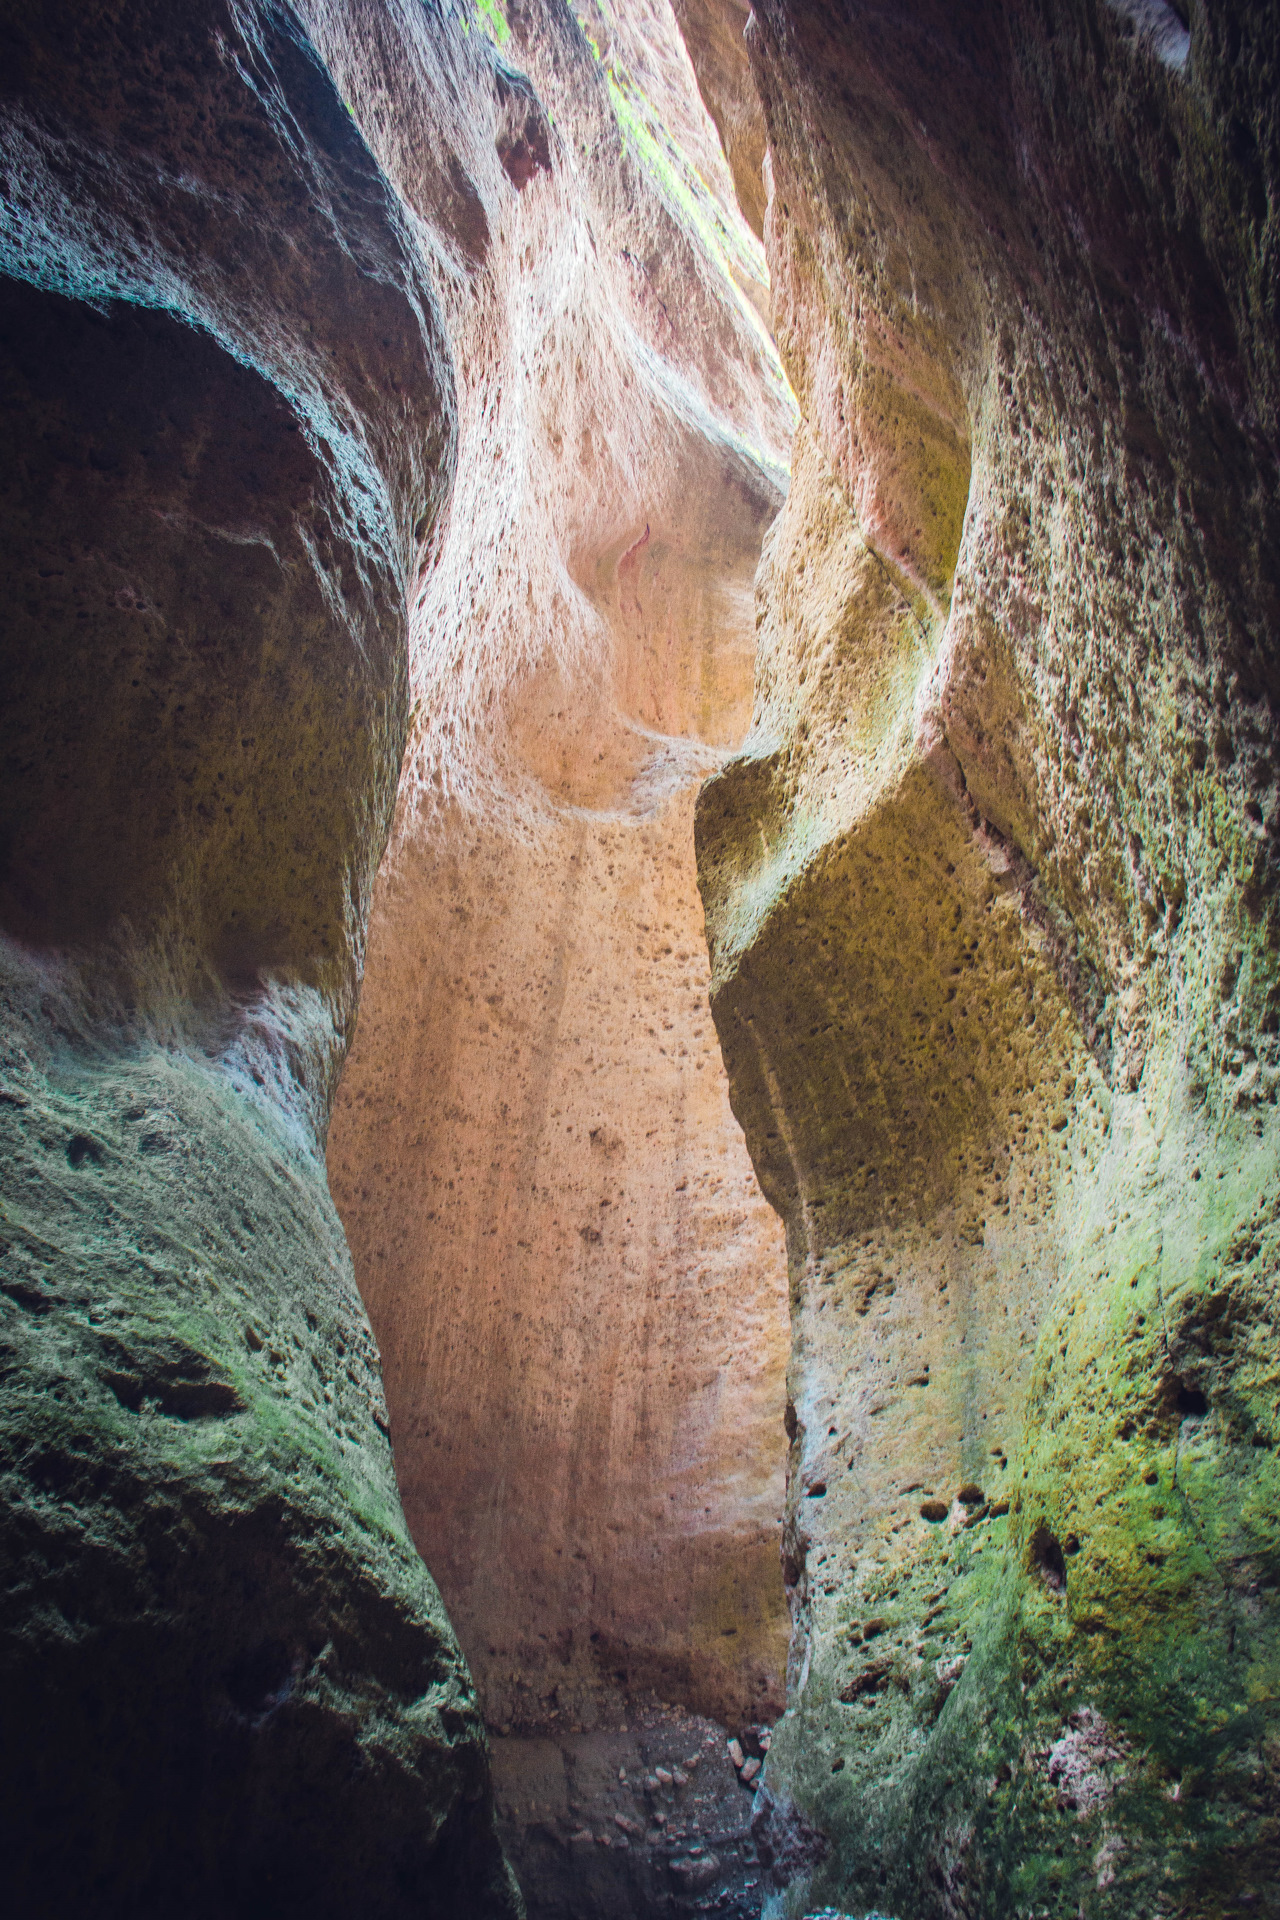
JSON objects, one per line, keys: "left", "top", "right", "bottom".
{"left": 0, "top": 963, "right": 519, "bottom": 1917}
{"left": 691, "top": 1, "right": 1280, "bottom": 1913}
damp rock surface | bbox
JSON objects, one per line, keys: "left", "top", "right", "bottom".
{"left": 491, "top": 1706, "right": 769, "bottom": 1920}
{"left": 0, "top": 1009, "right": 517, "bottom": 1919}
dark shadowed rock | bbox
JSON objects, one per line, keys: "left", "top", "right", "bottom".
{"left": 0, "top": 1, "right": 525, "bottom": 1913}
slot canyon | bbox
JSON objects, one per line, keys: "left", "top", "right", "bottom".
{"left": 0, "top": 0, "right": 1276, "bottom": 1916}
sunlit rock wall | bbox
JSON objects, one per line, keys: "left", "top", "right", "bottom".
{"left": 327, "top": 0, "right": 794, "bottom": 1754}
{"left": 691, "top": 1, "right": 1280, "bottom": 1915}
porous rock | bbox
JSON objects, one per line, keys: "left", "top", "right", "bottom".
{"left": 329, "top": 0, "right": 794, "bottom": 1756}
{"left": 692, "top": 2, "right": 1280, "bottom": 1914}
{"left": 0, "top": 1, "right": 560, "bottom": 1912}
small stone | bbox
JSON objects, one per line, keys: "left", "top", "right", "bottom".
{"left": 670, "top": 1851, "right": 721, "bottom": 1891}
{"left": 727, "top": 1739, "right": 745, "bottom": 1768}
{"left": 654, "top": 1766, "right": 673, "bottom": 1786}
{"left": 740, "top": 1757, "right": 761, "bottom": 1784}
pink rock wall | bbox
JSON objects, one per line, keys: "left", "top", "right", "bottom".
{"left": 327, "top": 0, "right": 795, "bottom": 1744}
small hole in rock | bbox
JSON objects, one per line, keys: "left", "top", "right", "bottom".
{"left": 1030, "top": 1525, "right": 1067, "bottom": 1593}
{"left": 225, "top": 1639, "right": 297, "bottom": 1717}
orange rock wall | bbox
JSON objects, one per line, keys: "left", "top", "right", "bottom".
{"left": 329, "top": 784, "right": 788, "bottom": 1730}
{"left": 328, "top": 0, "right": 794, "bottom": 1740}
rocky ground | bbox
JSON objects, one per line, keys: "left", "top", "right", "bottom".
{"left": 492, "top": 1705, "right": 772, "bottom": 1919}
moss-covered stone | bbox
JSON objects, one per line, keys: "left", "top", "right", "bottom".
{"left": 0, "top": 959, "right": 518, "bottom": 1916}
{"left": 690, "top": 2, "right": 1280, "bottom": 1913}
{"left": 0, "top": 2, "right": 532, "bottom": 1910}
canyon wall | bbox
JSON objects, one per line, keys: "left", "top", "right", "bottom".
{"left": 692, "top": 1, "right": 1280, "bottom": 1915}
{"left": 6, "top": 1, "right": 1276, "bottom": 1916}
{"left": 329, "top": 0, "right": 792, "bottom": 1742}
{"left": 1, "top": 0, "right": 795, "bottom": 1914}
{"left": 325, "top": 1, "right": 797, "bottom": 1910}
{"left": 0, "top": 1, "right": 602, "bottom": 1911}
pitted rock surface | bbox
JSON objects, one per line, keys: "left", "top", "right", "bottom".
{"left": 327, "top": 0, "right": 794, "bottom": 1770}
{"left": 4, "top": 4, "right": 1278, "bottom": 1919}
{"left": 691, "top": 2, "right": 1280, "bottom": 1916}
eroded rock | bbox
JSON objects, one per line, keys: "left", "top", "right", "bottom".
{"left": 0, "top": 0, "right": 571, "bottom": 1911}
{"left": 327, "top": 0, "right": 794, "bottom": 1791}
{"left": 490, "top": 1709, "right": 766, "bottom": 1918}
{"left": 693, "top": 1, "right": 1280, "bottom": 1914}
{"left": 7, "top": 1, "right": 1278, "bottom": 1915}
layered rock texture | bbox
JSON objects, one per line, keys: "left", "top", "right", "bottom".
{"left": 691, "top": 1, "right": 1280, "bottom": 1915}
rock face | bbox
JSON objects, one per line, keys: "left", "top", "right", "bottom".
{"left": 2, "top": 0, "right": 793, "bottom": 1913}
{"left": 692, "top": 2, "right": 1280, "bottom": 1915}
{"left": 488, "top": 1711, "right": 769, "bottom": 1919}
{"left": 669, "top": 0, "right": 768, "bottom": 241}
{"left": 0, "top": 1, "right": 598, "bottom": 1912}
{"left": 8, "top": 2, "right": 1278, "bottom": 1916}
{"left": 324, "top": 2, "right": 795, "bottom": 1908}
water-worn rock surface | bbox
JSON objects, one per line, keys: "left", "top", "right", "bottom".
{"left": 0, "top": 0, "right": 566, "bottom": 1911}
{"left": 1, "top": 0, "right": 791, "bottom": 1913}
{"left": 692, "top": 2, "right": 1280, "bottom": 1915}
{"left": 325, "top": 5, "right": 797, "bottom": 1911}
{"left": 4, "top": 1, "right": 1278, "bottom": 1917}
{"left": 327, "top": 0, "right": 794, "bottom": 1794}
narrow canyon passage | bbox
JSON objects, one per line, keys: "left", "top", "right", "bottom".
{"left": 322, "top": 2, "right": 798, "bottom": 1908}
{"left": 2, "top": 4, "right": 1278, "bottom": 1920}
{"left": 326, "top": 537, "right": 792, "bottom": 1915}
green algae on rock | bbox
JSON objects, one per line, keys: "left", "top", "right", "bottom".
{"left": 0, "top": 0, "right": 540, "bottom": 1911}
{"left": 0, "top": 965, "right": 518, "bottom": 1917}
{"left": 690, "top": 1, "right": 1280, "bottom": 1914}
